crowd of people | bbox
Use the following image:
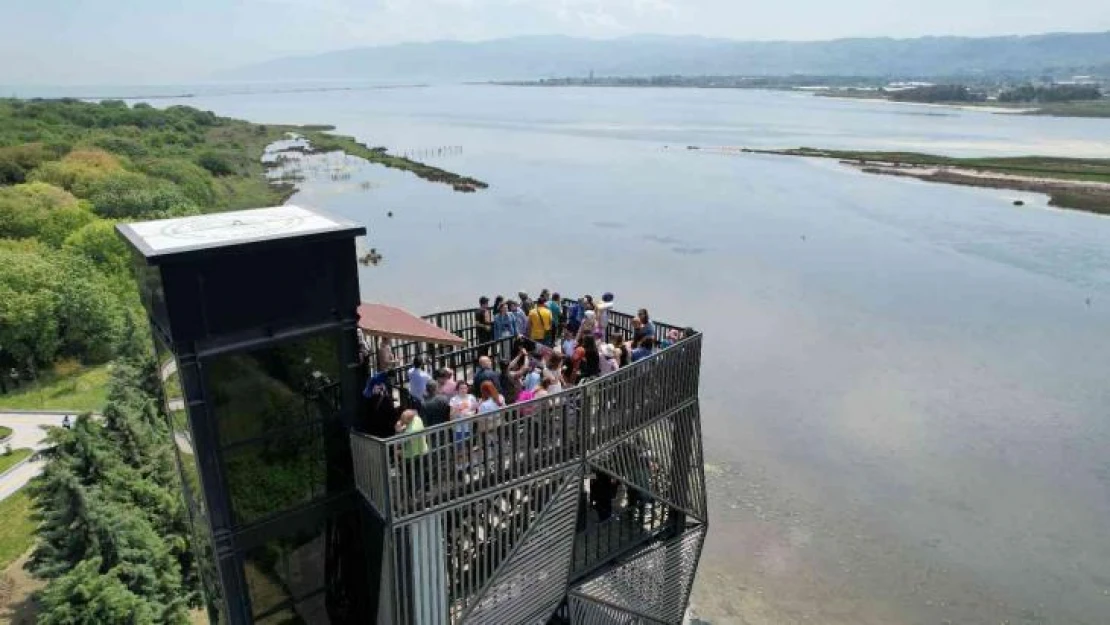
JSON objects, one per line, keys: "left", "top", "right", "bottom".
{"left": 358, "top": 290, "right": 693, "bottom": 520}
{"left": 361, "top": 291, "right": 683, "bottom": 435}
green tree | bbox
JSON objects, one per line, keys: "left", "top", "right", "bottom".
{"left": 0, "top": 240, "right": 126, "bottom": 366}
{"left": 37, "top": 558, "right": 157, "bottom": 625}
{"left": 31, "top": 413, "right": 192, "bottom": 624}
{"left": 63, "top": 219, "right": 132, "bottom": 277}
{"left": 0, "top": 240, "right": 63, "bottom": 365}
{"left": 0, "top": 182, "right": 84, "bottom": 240}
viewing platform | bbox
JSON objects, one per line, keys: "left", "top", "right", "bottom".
{"left": 350, "top": 305, "right": 707, "bottom": 625}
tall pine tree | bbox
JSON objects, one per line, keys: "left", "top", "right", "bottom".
{"left": 30, "top": 345, "right": 199, "bottom": 624}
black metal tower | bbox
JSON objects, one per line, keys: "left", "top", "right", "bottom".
{"left": 118, "top": 205, "right": 370, "bottom": 624}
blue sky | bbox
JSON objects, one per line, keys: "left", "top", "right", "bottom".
{"left": 2, "top": 0, "right": 1108, "bottom": 84}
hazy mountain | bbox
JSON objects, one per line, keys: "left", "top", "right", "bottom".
{"left": 217, "top": 32, "right": 1110, "bottom": 82}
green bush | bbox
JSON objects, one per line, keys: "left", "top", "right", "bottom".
{"left": 0, "top": 181, "right": 84, "bottom": 240}
{"left": 138, "top": 158, "right": 216, "bottom": 206}
{"left": 86, "top": 170, "right": 194, "bottom": 218}
{"left": 64, "top": 219, "right": 132, "bottom": 278}
{"left": 195, "top": 150, "right": 237, "bottom": 176}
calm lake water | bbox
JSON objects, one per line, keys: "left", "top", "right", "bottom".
{"left": 141, "top": 85, "right": 1110, "bottom": 624}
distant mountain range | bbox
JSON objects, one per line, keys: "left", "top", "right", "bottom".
{"left": 216, "top": 32, "right": 1110, "bottom": 83}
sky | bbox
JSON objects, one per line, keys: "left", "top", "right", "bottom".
{"left": 1, "top": 0, "right": 1108, "bottom": 85}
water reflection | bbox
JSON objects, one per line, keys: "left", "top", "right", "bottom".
{"left": 147, "top": 85, "right": 1110, "bottom": 624}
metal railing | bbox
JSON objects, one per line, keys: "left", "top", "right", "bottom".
{"left": 352, "top": 333, "right": 700, "bottom": 523}
{"left": 350, "top": 301, "right": 703, "bottom": 625}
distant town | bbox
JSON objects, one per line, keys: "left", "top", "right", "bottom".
{"left": 494, "top": 73, "right": 1110, "bottom": 117}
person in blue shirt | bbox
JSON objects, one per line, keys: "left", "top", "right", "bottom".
{"left": 509, "top": 300, "right": 528, "bottom": 338}
{"left": 638, "top": 309, "right": 655, "bottom": 341}
{"left": 565, "top": 298, "right": 583, "bottom": 334}
{"left": 631, "top": 337, "right": 656, "bottom": 362}
{"left": 493, "top": 302, "right": 516, "bottom": 340}
{"left": 407, "top": 356, "right": 432, "bottom": 406}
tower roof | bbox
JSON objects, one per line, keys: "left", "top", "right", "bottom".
{"left": 117, "top": 205, "right": 365, "bottom": 265}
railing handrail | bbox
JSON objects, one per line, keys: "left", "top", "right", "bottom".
{"left": 370, "top": 331, "right": 700, "bottom": 444}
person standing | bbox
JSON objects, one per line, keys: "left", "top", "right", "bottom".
{"left": 518, "top": 291, "right": 534, "bottom": 314}
{"left": 435, "top": 368, "right": 457, "bottom": 396}
{"left": 363, "top": 372, "right": 399, "bottom": 438}
{"left": 509, "top": 301, "right": 529, "bottom": 339}
{"left": 478, "top": 380, "right": 505, "bottom": 414}
{"left": 375, "top": 336, "right": 396, "bottom": 373}
{"left": 612, "top": 335, "right": 631, "bottom": 368}
{"left": 395, "top": 409, "right": 428, "bottom": 508}
{"left": 578, "top": 335, "right": 601, "bottom": 381}
{"left": 356, "top": 328, "right": 373, "bottom": 364}
{"left": 638, "top": 308, "right": 656, "bottom": 343}
{"left": 631, "top": 337, "right": 656, "bottom": 362}
{"left": 449, "top": 381, "right": 477, "bottom": 464}
{"left": 548, "top": 293, "right": 563, "bottom": 334}
{"left": 407, "top": 356, "right": 432, "bottom": 406}
{"left": 528, "top": 296, "right": 553, "bottom": 345}
{"left": 473, "top": 356, "right": 500, "bottom": 393}
{"left": 475, "top": 296, "right": 493, "bottom": 354}
{"left": 420, "top": 381, "right": 451, "bottom": 427}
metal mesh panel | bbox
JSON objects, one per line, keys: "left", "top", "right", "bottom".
{"left": 567, "top": 594, "right": 667, "bottom": 625}
{"left": 462, "top": 475, "right": 581, "bottom": 624}
{"left": 587, "top": 402, "right": 706, "bottom": 522}
{"left": 388, "top": 469, "right": 576, "bottom": 624}
{"left": 572, "top": 526, "right": 706, "bottom": 624}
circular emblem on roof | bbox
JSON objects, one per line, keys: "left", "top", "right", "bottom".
{"left": 159, "top": 213, "right": 306, "bottom": 242}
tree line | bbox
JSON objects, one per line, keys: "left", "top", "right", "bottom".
{"left": 0, "top": 98, "right": 284, "bottom": 382}
{"left": 0, "top": 98, "right": 295, "bottom": 623}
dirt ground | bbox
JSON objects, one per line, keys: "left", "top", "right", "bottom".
{"left": 0, "top": 550, "right": 42, "bottom": 625}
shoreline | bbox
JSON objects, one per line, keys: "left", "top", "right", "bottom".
{"left": 264, "top": 125, "right": 488, "bottom": 193}
{"left": 488, "top": 81, "right": 1109, "bottom": 118}
{"left": 739, "top": 147, "right": 1110, "bottom": 216}
{"left": 811, "top": 94, "right": 1036, "bottom": 114}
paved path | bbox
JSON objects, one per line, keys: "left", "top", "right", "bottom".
{"left": 0, "top": 412, "right": 71, "bottom": 501}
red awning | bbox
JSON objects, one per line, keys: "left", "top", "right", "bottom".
{"left": 357, "top": 302, "right": 465, "bottom": 347}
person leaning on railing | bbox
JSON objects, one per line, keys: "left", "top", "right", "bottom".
{"left": 395, "top": 409, "right": 429, "bottom": 502}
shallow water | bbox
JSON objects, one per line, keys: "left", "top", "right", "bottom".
{"left": 144, "top": 85, "right": 1110, "bottom": 624}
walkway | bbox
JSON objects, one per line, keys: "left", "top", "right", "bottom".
{"left": 0, "top": 412, "right": 71, "bottom": 501}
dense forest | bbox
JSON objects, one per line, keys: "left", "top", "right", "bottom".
{"left": 0, "top": 98, "right": 309, "bottom": 623}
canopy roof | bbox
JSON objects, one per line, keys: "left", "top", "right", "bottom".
{"left": 357, "top": 302, "right": 465, "bottom": 347}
